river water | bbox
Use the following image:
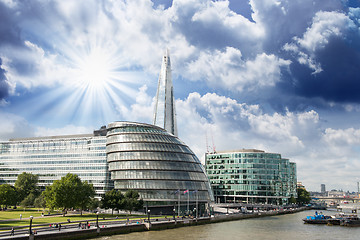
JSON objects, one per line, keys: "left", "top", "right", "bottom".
{"left": 96, "top": 210, "right": 360, "bottom": 240}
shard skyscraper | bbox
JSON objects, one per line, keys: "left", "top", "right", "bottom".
{"left": 153, "top": 49, "right": 178, "bottom": 136}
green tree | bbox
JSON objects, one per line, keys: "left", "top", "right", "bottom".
{"left": 101, "top": 189, "right": 124, "bottom": 215}
{"left": 0, "top": 184, "right": 18, "bottom": 207}
{"left": 15, "top": 172, "right": 39, "bottom": 201}
{"left": 297, "top": 188, "right": 311, "bottom": 204}
{"left": 34, "top": 193, "right": 47, "bottom": 210}
{"left": 123, "top": 190, "right": 143, "bottom": 214}
{"left": 289, "top": 195, "right": 297, "bottom": 204}
{"left": 20, "top": 193, "right": 37, "bottom": 208}
{"left": 43, "top": 173, "right": 94, "bottom": 216}
{"left": 78, "top": 181, "right": 95, "bottom": 215}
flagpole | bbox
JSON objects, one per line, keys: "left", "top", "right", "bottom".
{"left": 178, "top": 189, "right": 180, "bottom": 216}
{"left": 196, "top": 190, "right": 198, "bottom": 219}
{"left": 187, "top": 190, "right": 189, "bottom": 215}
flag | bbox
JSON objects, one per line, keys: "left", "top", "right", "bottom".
{"left": 183, "top": 189, "right": 189, "bottom": 194}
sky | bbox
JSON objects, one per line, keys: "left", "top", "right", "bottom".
{"left": 0, "top": 0, "right": 360, "bottom": 192}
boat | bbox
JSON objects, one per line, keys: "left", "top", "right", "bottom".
{"left": 327, "top": 214, "right": 357, "bottom": 225}
{"left": 303, "top": 212, "right": 331, "bottom": 224}
{"left": 341, "top": 215, "right": 360, "bottom": 227}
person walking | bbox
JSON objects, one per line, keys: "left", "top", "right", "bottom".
{"left": 19, "top": 214, "right": 22, "bottom": 220}
{"left": 10, "top": 227, "right": 14, "bottom": 236}
{"left": 58, "top": 223, "right": 61, "bottom": 231}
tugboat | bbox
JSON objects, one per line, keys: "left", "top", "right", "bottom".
{"left": 303, "top": 211, "right": 331, "bottom": 224}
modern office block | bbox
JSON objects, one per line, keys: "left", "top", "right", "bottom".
{"left": 205, "top": 149, "right": 297, "bottom": 205}
{"left": 0, "top": 127, "right": 113, "bottom": 198}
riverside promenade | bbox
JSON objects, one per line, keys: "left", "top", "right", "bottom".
{"left": 0, "top": 207, "right": 308, "bottom": 240}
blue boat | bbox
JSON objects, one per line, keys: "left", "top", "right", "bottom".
{"left": 303, "top": 212, "right": 331, "bottom": 224}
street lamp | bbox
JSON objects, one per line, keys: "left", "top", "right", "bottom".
{"left": 173, "top": 208, "right": 176, "bottom": 220}
{"left": 194, "top": 208, "right": 197, "bottom": 220}
{"left": 96, "top": 212, "right": 99, "bottom": 228}
{"left": 29, "top": 215, "right": 33, "bottom": 235}
{"left": 147, "top": 209, "right": 151, "bottom": 224}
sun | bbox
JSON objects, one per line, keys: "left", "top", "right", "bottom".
{"left": 76, "top": 47, "right": 113, "bottom": 89}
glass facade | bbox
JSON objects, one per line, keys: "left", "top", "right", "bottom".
{"left": 153, "top": 49, "right": 178, "bottom": 136}
{"left": 205, "top": 149, "right": 297, "bottom": 205}
{"left": 106, "top": 121, "right": 214, "bottom": 209}
{"left": 0, "top": 129, "right": 113, "bottom": 198}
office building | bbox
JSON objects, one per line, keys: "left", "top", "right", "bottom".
{"left": 205, "top": 149, "right": 297, "bottom": 205}
{"left": 0, "top": 127, "right": 113, "bottom": 198}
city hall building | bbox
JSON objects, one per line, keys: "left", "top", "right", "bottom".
{"left": 205, "top": 149, "right": 297, "bottom": 205}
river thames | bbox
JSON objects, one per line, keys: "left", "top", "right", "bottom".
{"left": 96, "top": 210, "right": 360, "bottom": 240}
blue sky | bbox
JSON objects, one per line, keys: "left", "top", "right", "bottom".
{"left": 1, "top": 0, "right": 360, "bottom": 192}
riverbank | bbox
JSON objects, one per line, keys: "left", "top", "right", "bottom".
{"left": 0, "top": 207, "right": 309, "bottom": 240}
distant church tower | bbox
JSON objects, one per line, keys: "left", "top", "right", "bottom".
{"left": 153, "top": 49, "right": 178, "bottom": 136}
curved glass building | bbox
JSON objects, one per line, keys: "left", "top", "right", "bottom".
{"left": 106, "top": 121, "right": 214, "bottom": 214}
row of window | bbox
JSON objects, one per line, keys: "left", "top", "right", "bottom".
{"left": 127, "top": 189, "right": 210, "bottom": 201}
{"left": 206, "top": 153, "right": 281, "bottom": 160}
{"left": 0, "top": 158, "right": 107, "bottom": 166}
{"left": 107, "top": 134, "right": 182, "bottom": 145}
{"left": 109, "top": 160, "right": 203, "bottom": 172}
{"left": 114, "top": 180, "right": 209, "bottom": 191}
{"left": 107, "top": 126, "right": 165, "bottom": 135}
{"left": 207, "top": 164, "right": 280, "bottom": 170}
{"left": 207, "top": 159, "right": 287, "bottom": 165}
{"left": 0, "top": 166, "right": 108, "bottom": 171}
{"left": 112, "top": 170, "right": 208, "bottom": 181}
{"left": 214, "top": 190, "right": 291, "bottom": 197}
{"left": 107, "top": 151, "right": 197, "bottom": 163}
{"left": 106, "top": 143, "right": 192, "bottom": 154}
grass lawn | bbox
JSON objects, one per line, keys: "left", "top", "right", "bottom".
{"left": 0, "top": 208, "right": 147, "bottom": 229}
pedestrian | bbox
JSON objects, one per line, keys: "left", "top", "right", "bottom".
{"left": 19, "top": 214, "right": 22, "bottom": 220}
{"left": 10, "top": 227, "right": 14, "bottom": 236}
{"left": 78, "top": 222, "right": 81, "bottom": 229}
{"left": 88, "top": 222, "right": 90, "bottom": 229}
{"left": 58, "top": 223, "right": 61, "bottom": 231}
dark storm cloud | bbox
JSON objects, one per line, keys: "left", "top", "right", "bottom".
{"left": 287, "top": 35, "right": 360, "bottom": 103}
{"left": 254, "top": 0, "right": 344, "bottom": 53}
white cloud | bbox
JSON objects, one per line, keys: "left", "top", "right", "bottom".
{"left": 116, "top": 85, "right": 154, "bottom": 124}
{"left": 295, "top": 11, "right": 350, "bottom": 53}
{"left": 185, "top": 47, "right": 290, "bottom": 92}
{"left": 283, "top": 10, "right": 354, "bottom": 73}
{"left": 35, "top": 125, "right": 93, "bottom": 137}
{"left": 0, "top": 41, "right": 70, "bottom": 90}
{"left": 0, "top": 112, "right": 34, "bottom": 141}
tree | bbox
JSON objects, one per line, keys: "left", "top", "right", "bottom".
{"left": 0, "top": 184, "right": 18, "bottom": 207}
{"left": 297, "top": 188, "right": 311, "bottom": 204}
{"left": 78, "top": 181, "right": 95, "bottom": 215}
{"left": 34, "top": 193, "right": 47, "bottom": 210}
{"left": 15, "top": 172, "right": 39, "bottom": 202}
{"left": 43, "top": 173, "right": 94, "bottom": 216}
{"left": 122, "top": 190, "right": 143, "bottom": 214}
{"left": 101, "top": 189, "right": 124, "bottom": 215}
{"left": 20, "top": 193, "right": 37, "bottom": 208}
{"left": 289, "top": 195, "right": 297, "bottom": 204}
